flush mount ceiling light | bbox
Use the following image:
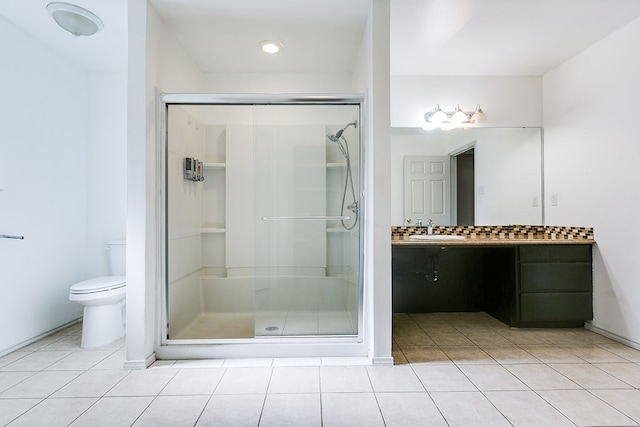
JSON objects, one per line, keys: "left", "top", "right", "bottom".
{"left": 47, "top": 2, "right": 103, "bottom": 37}
{"left": 260, "top": 40, "right": 283, "bottom": 54}
{"left": 423, "top": 104, "right": 487, "bottom": 130}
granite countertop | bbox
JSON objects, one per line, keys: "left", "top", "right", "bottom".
{"left": 391, "top": 225, "right": 595, "bottom": 246}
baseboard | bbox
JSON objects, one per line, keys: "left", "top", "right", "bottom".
{"left": 0, "top": 318, "right": 82, "bottom": 358}
{"left": 370, "top": 356, "right": 394, "bottom": 365}
{"left": 123, "top": 353, "right": 157, "bottom": 370}
{"left": 584, "top": 322, "right": 640, "bottom": 350}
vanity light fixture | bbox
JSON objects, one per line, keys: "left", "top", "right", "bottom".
{"left": 423, "top": 104, "right": 486, "bottom": 130}
{"left": 47, "top": 2, "right": 103, "bottom": 37}
{"left": 469, "top": 104, "right": 487, "bottom": 124}
{"left": 260, "top": 40, "right": 283, "bottom": 54}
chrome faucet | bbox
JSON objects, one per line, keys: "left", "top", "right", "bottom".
{"left": 416, "top": 219, "right": 422, "bottom": 227}
{"left": 426, "top": 219, "right": 433, "bottom": 235}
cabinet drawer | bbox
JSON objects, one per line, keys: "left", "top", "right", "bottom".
{"left": 520, "top": 293, "right": 592, "bottom": 322}
{"left": 519, "top": 245, "right": 591, "bottom": 262}
{"left": 520, "top": 263, "right": 592, "bottom": 292}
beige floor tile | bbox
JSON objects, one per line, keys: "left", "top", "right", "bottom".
{"left": 105, "top": 369, "right": 178, "bottom": 397}
{"left": 366, "top": 365, "right": 424, "bottom": 392}
{"left": 597, "top": 343, "right": 640, "bottom": 362}
{"left": 485, "top": 391, "right": 574, "bottom": 427}
{"left": 481, "top": 345, "right": 541, "bottom": 364}
{"left": 504, "top": 364, "right": 580, "bottom": 390}
{"left": 464, "top": 332, "right": 513, "bottom": 346}
{"left": 377, "top": 392, "right": 448, "bottom": 426}
{"left": 321, "top": 393, "right": 385, "bottom": 427}
{"left": 428, "top": 332, "right": 475, "bottom": 346}
{"left": 591, "top": 389, "right": 640, "bottom": 424}
{"left": 0, "top": 352, "right": 30, "bottom": 369}
{"left": 393, "top": 331, "right": 437, "bottom": 346}
{"left": 495, "top": 329, "right": 551, "bottom": 345}
{"left": 91, "top": 349, "right": 125, "bottom": 370}
{"left": 412, "top": 364, "right": 477, "bottom": 391}
{"left": 518, "top": 345, "right": 585, "bottom": 364}
{"left": 160, "top": 368, "right": 224, "bottom": 395}
{"left": 550, "top": 363, "right": 632, "bottom": 389}
{"left": 400, "top": 346, "right": 450, "bottom": 364}
{"left": 9, "top": 397, "right": 97, "bottom": 427}
{"left": 561, "top": 345, "right": 629, "bottom": 363}
{"left": 196, "top": 394, "right": 264, "bottom": 427}
{"left": 0, "top": 370, "right": 82, "bottom": 398}
{"left": 458, "top": 364, "right": 528, "bottom": 391}
{"left": 0, "top": 351, "right": 72, "bottom": 371}
{"left": 268, "top": 366, "right": 320, "bottom": 393}
{"left": 0, "top": 371, "right": 35, "bottom": 394}
{"left": 46, "top": 350, "right": 114, "bottom": 371}
{"left": 0, "top": 398, "right": 41, "bottom": 426}
{"left": 538, "top": 389, "right": 637, "bottom": 426}
{"left": 213, "top": 367, "right": 272, "bottom": 394}
{"left": 320, "top": 366, "right": 372, "bottom": 393}
{"left": 430, "top": 391, "right": 512, "bottom": 427}
{"left": 260, "top": 393, "right": 321, "bottom": 427}
{"left": 594, "top": 363, "right": 640, "bottom": 388}
{"left": 70, "top": 396, "right": 154, "bottom": 427}
{"left": 52, "top": 369, "right": 130, "bottom": 398}
{"left": 440, "top": 346, "right": 497, "bottom": 364}
{"left": 133, "top": 395, "right": 210, "bottom": 426}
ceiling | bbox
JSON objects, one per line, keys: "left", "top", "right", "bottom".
{"left": 1, "top": 0, "right": 640, "bottom": 76}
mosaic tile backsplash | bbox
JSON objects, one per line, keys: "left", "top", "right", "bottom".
{"left": 391, "top": 225, "right": 594, "bottom": 241}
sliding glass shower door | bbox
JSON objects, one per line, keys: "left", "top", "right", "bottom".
{"left": 252, "top": 106, "right": 360, "bottom": 336}
{"left": 162, "top": 97, "right": 361, "bottom": 342}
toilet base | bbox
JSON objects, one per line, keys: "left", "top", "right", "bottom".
{"left": 81, "top": 300, "right": 125, "bottom": 348}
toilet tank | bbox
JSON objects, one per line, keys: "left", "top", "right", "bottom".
{"left": 107, "top": 240, "right": 126, "bottom": 276}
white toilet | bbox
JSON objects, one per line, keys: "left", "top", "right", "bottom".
{"left": 69, "top": 240, "right": 126, "bottom": 348}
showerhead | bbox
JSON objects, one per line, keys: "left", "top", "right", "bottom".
{"left": 328, "top": 120, "right": 357, "bottom": 142}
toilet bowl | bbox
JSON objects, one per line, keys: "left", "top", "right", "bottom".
{"left": 69, "top": 241, "right": 126, "bottom": 348}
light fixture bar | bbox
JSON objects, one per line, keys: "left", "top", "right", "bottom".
{"left": 423, "top": 104, "right": 486, "bottom": 130}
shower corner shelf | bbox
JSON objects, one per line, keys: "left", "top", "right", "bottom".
{"left": 203, "top": 162, "right": 226, "bottom": 169}
{"left": 201, "top": 227, "right": 226, "bottom": 234}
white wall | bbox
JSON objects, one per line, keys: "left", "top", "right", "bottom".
{"left": 126, "top": 0, "right": 205, "bottom": 367}
{"left": 391, "top": 76, "right": 542, "bottom": 128}
{"left": 0, "top": 17, "right": 86, "bottom": 354}
{"left": 543, "top": 17, "right": 640, "bottom": 346}
{"left": 87, "top": 72, "right": 128, "bottom": 276}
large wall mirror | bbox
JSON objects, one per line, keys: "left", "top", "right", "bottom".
{"left": 391, "top": 127, "right": 543, "bottom": 226}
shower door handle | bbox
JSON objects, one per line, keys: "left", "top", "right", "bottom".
{"left": 261, "top": 216, "right": 351, "bottom": 221}
{"left": 0, "top": 234, "right": 24, "bottom": 240}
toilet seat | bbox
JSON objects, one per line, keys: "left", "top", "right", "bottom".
{"left": 70, "top": 276, "right": 126, "bottom": 295}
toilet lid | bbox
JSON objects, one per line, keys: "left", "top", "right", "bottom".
{"left": 70, "top": 276, "right": 126, "bottom": 294}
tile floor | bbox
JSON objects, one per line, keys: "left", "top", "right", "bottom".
{"left": 0, "top": 312, "right": 639, "bottom": 426}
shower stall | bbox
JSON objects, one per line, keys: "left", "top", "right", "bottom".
{"left": 158, "top": 95, "right": 363, "bottom": 346}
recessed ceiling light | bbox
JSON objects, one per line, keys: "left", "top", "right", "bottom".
{"left": 260, "top": 40, "right": 283, "bottom": 54}
{"left": 47, "top": 2, "right": 104, "bottom": 37}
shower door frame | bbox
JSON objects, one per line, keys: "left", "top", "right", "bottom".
{"left": 157, "top": 93, "right": 366, "bottom": 349}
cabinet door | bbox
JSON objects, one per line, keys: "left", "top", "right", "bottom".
{"left": 520, "top": 263, "right": 592, "bottom": 292}
{"left": 521, "top": 293, "right": 592, "bottom": 322}
{"left": 519, "top": 245, "right": 591, "bottom": 262}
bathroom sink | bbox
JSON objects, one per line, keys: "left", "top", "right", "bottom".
{"left": 409, "top": 234, "right": 465, "bottom": 241}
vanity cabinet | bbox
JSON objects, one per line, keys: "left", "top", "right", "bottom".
{"left": 392, "top": 242, "right": 593, "bottom": 327}
{"left": 516, "top": 245, "right": 592, "bottom": 327}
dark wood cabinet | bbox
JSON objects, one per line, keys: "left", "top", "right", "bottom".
{"left": 392, "top": 243, "right": 593, "bottom": 327}
{"left": 515, "top": 245, "right": 592, "bottom": 327}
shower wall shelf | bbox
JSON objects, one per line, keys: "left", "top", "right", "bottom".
{"left": 201, "top": 227, "right": 226, "bottom": 234}
{"left": 203, "top": 162, "right": 226, "bottom": 169}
